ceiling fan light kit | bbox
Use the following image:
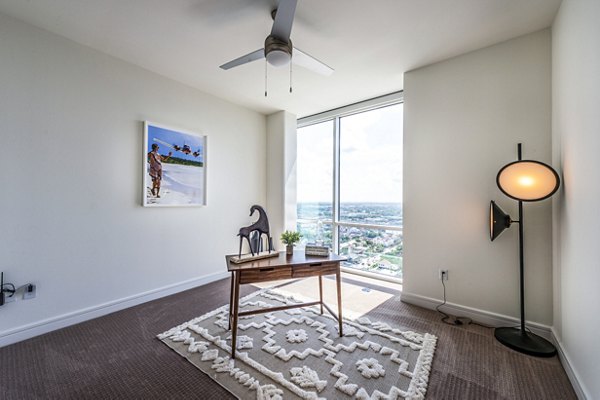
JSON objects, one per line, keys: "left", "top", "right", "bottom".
{"left": 264, "top": 36, "right": 293, "bottom": 67}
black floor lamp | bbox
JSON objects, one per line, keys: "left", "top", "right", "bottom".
{"left": 490, "top": 143, "right": 560, "bottom": 357}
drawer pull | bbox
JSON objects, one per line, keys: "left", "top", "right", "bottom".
{"left": 259, "top": 268, "right": 275, "bottom": 272}
{"left": 309, "top": 263, "right": 322, "bottom": 267}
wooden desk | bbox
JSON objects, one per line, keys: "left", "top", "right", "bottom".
{"left": 225, "top": 251, "right": 347, "bottom": 359}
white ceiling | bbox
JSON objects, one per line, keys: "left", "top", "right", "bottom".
{"left": 0, "top": 0, "right": 561, "bottom": 118}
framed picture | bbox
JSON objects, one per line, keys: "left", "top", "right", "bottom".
{"left": 143, "top": 121, "right": 207, "bottom": 207}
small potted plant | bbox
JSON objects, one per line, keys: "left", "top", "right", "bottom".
{"left": 280, "top": 230, "right": 302, "bottom": 255}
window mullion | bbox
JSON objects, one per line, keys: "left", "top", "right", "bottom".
{"left": 332, "top": 116, "right": 341, "bottom": 253}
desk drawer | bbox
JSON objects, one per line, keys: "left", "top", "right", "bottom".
{"left": 292, "top": 262, "right": 338, "bottom": 278}
{"left": 239, "top": 266, "right": 292, "bottom": 284}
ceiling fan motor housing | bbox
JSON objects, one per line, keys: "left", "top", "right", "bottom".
{"left": 264, "top": 35, "right": 293, "bottom": 67}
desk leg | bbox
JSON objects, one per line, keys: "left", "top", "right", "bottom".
{"left": 318, "top": 275, "right": 324, "bottom": 315}
{"left": 228, "top": 272, "right": 234, "bottom": 330}
{"left": 231, "top": 271, "right": 240, "bottom": 359}
{"left": 336, "top": 268, "right": 343, "bottom": 336}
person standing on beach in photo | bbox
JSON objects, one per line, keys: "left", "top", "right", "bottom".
{"left": 147, "top": 143, "right": 172, "bottom": 198}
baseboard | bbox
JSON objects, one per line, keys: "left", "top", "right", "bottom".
{"left": 400, "top": 291, "right": 553, "bottom": 340}
{"left": 551, "top": 328, "right": 590, "bottom": 400}
{"left": 0, "top": 271, "right": 230, "bottom": 348}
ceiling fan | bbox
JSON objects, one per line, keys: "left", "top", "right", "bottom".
{"left": 219, "top": 0, "right": 334, "bottom": 77}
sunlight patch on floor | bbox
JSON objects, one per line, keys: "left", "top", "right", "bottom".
{"left": 252, "top": 272, "right": 400, "bottom": 319}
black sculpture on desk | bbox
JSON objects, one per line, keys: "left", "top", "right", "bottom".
{"left": 237, "top": 205, "right": 273, "bottom": 258}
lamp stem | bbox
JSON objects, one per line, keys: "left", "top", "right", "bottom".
{"left": 517, "top": 142, "right": 525, "bottom": 333}
{"left": 518, "top": 200, "right": 525, "bottom": 334}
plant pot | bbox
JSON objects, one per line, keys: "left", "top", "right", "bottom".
{"left": 286, "top": 245, "right": 294, "bottom": 255}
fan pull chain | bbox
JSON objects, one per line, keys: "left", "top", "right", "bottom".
{"left": 289, "top": 61, "right": 293, "bottom": 93}
{"left": 264, "top": 59, "right": 268, "bottom": 97}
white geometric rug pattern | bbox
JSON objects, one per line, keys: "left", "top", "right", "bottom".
{"left": 158, "top": 289, "right": 437, "bottom": 400}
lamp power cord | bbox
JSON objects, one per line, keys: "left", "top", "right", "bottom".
{"left": 1, "top": 283, "right": 15, "bottom": 296}
{"left": 436, "top": 277, "right": 472, "bottom": 326}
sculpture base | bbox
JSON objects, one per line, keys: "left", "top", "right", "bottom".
{"left": 494, "top": 327, "right": 556, "bottom": 357}
{"left": 230, "top": 251, "right": 279, "bottom": 264}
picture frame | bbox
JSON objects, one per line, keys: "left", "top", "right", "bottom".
{"left": 143, "top": 121, "right": 207, "bottom": 207}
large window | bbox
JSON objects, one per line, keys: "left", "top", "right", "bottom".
{"left": 296, "top": 121, "right": 334, "bottom": 249}
{"left": 296, "top": 93, "right": 403, "bottom": 280}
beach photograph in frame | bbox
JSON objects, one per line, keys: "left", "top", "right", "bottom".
{"left": 143, "top": 121, "right": 207, "bottom": 207}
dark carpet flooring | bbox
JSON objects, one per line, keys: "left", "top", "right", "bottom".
{"left": 0, "top": 277, "right": 576, "bottom": 399}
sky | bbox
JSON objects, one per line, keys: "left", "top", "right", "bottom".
{"left": 147, "top": 123, "right": 205, "bottom": 163}
{"left": 297, "top": 103, "right": 403, "bottom": 203}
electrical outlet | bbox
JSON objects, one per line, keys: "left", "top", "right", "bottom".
{"left": 23, "top": 284, "right": 36, "bottom": 300}
{"left": 439, "top": 269, "right": 449, "bottom": 281}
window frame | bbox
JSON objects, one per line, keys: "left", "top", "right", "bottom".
{"left": 297, "top": 91, "right": 404, "bottom": 283}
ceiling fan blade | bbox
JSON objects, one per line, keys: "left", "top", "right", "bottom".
{"left": 292, "top": 48, "right": 334, "bottom": 76}
{"left": 271, "top": 0, "right": 297, "bottom": 41}
{"left": 220, "top": 48, "right": 265, "bottom": 70}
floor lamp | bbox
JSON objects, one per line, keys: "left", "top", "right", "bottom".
{"left": 490, "top": 143, "right": 560, "bottom": 357}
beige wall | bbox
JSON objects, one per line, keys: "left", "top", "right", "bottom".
{"left": 403, "top": 30, "right": 554, "bottom": 325}
{"left": 552, "top": 0, "right": 600, "bottom": 397}
{"left": 266, "top": 111, "right": 297, "bottom": 249}
{"left": 0, "top": 13, "right": 266, "bottom": 345}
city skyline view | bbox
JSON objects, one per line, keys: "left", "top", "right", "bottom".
{"left": 297, "top": 202, "right": 403, "bottom": 279}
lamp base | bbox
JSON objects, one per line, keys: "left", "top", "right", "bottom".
{"left": 494, "top": 327, "right": 556, "bottom": 357}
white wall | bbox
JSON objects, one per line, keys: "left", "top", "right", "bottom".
{"left": 552, "top": 1, "right": 600, "bottom": 398}
{"left": 0, "top": 14, "right": 266, "bottom": 344}
{"left": 266, "top": 111, "right": 297, "bottom": 249}
{"left": 403, "top": 30, "right": 554, "bottom": 326}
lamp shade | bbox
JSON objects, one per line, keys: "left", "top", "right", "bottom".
{"left": 490, "top": 201, "right": 512, "bottom": 241}
{"left": 496, "top": 160, "right": 560, "bottom": 202}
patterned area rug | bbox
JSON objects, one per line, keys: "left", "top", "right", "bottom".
{"left": 158, "top": 290, "right": 437, "bottom": 400}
